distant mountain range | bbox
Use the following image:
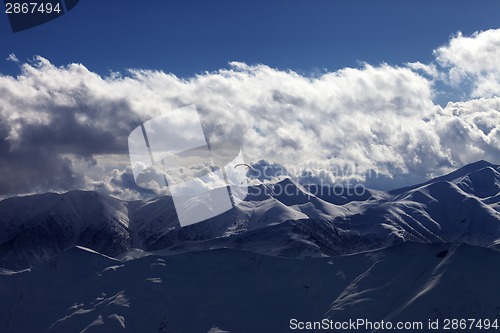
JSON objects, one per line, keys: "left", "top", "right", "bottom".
{"left": 0, "top": 160, "right": 498, "bottom": 270}
{"left": 0, "top": 160, "right": 499, "bottom": 332}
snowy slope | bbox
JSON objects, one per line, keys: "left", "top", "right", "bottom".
{"left": 326, "top": 243, "right": 500, "bottom": 329}
{"left": 0, "top": 243, "right": 499, "bottom": 333}
{"left": 0, "top": 191, "right": 132, "bottom": 269}
{"left": 0, "top": 161, "right": 498, "bottom": 269}
{"left": 333, "top": 163, "right": 500, "bottom": 251}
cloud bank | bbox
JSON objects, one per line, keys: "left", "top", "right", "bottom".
{"left": 0, "top": 29, "right": 499, "bottom": 198}
{"left": 434, "top": 30, "right": 500, "bottom": 98}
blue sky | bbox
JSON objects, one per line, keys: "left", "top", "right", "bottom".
{"left": 0, "top": 1, "right": 500, "bottom": 197}
{"left": 2, "top": 0, "right": 500, "bottom": 77}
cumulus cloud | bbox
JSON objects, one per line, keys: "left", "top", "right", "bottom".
{"left": 434, "top": 98, "right": 500, "bottom": 165}
{"left": 0, "top": 29, "right": 499, "bottom": 198}
{"left": 434, "top": 29, "right": 500, "bottom": 98}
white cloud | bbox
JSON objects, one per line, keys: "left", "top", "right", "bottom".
{"left": 435, "top": 98, "right": 500, "bottom": 165}
{"left": 434, "top": 29, "right": 500, "bottom": 98}
{"left": 1, "top": 29, "right": 500, "bottom": 198}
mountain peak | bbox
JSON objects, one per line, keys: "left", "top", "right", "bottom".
{"left": 389, "top": 160, "right": 498, "bottom": 195}
{"left": 0, "top": 160, "right": 498, "bottom": 270}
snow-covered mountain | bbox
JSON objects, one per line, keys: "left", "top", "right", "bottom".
{"left": 0, "top": 160, "right": 499, "bottom": 332}
{"left": 1, "top": 243, "right": 500, "bottom": 333}
{"left": 0, "top": 160, "right": 498, "bottom": 269}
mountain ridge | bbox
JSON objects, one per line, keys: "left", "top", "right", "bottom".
{"left": 0, "top": 160, "right": 498, "bottom": 269}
